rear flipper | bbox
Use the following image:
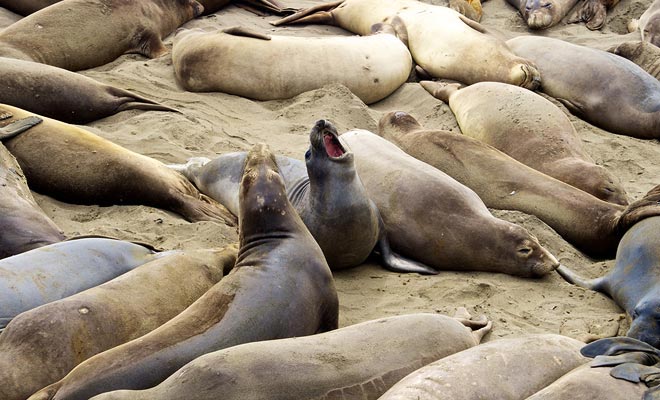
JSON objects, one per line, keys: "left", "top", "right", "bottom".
{"left": 582, "top": 337, "right": 660, "bottom": 358}
{"left": 617, "top": 184, "right": 660, "bottom": 234}
{"left": 592, "top": 352, "right": 659, "bottom": 367}
{"left": 611, "top": 363, "right": 660, "bottom": 385}
{"left": 555, "top": 264, "right": 605, "bottom": 291}
{"left": 167, "top": 157, "right": 212, "bottom": 186}
{"left": 0, "top": 116, "right": 42, "bottom": 140}
{"left": 452, "top": 307, "right": 492, "bottom": 344}
{"left": 420, "top": 80, "right": 465, "bottom": 103}
{"left": 375, "top": 213, "right": 437, "bottom": 275}
{"left": 175, "top": 192, "right": 237, "bottom": 226}
{"left": 270, "top": 0, "right": 344, "bottom": 26}
{"left": 237, "top": 0, "right": 298, "bottom": 15}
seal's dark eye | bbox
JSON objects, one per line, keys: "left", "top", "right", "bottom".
{"left": 518, "top": 247, "right": 532, "bottom": 255}
{"left": 305, "top": 149, "right": 311, "bottom": 159}
{"left": 542, "top": 3, "right": 552, "bottom": 7}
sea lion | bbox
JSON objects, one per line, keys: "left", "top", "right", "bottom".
{"left": 0, "top": 105, "right": 236, "bottom": 225}
{"left": 0, "top": 0, "right": 204, "bottom": 71}
{"left": 379, "top": 334, "right": 587, "bottom": 399}
{"left": 272, "top": 0, "right": 541, "bottom": 89}
{"left": 89, "top": 312, "right": 492, "bottom": 400}
{"left": 0, "top": 0, "right": 60, "bottom": 15}
{"left": 338, "top": 129, "right": 560, "bottom": 277}
{"left": 0, "top": 237, "right": 164, "bottom": 331}
{"left": 376, "top": 111, "right": 639, "bottom": 258}
{"left": 629, "top": 0, "right": 660, "bottom": 47}
{"left": 557, "top": 215, "right": 660, "bottom": 349}
{"left": 0, "top": 247, "right": 236, "bottom": 400}
{"left": 508, "top": 35, "right": 660, "bottom": 139}
{"left": 526, "top": 363, "right": 648, "bottom": 399}
{"left": 28, "top": 143, "right": 339, "bottom": 400}
{"left": 567, "top": 0, "right": 620, "bottom": 30}
{"left": 609, "top": 41, "right": 660, "bottom": 80}
{"left": 171, "top": 120, "right": 434, "bottom": 273}
{"left": 420, "top": 80, "right": 628, "bottom": 205}
{"left": 506, "top": 0, "right": 578, "bottom": 29}
{"left": 0, "top": 119, "right": 65, "bottom": 259}
{"left": 0, "top": 57, "right": 178, "bottom": 123}
{"left": 172, "top": 27, "right": 412, "bottom": 104}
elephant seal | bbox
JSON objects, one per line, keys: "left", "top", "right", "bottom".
{"left": 272, "top": 0, "right": 541, "bottom": 89}
{"left": 379, "top": 334, "right": 587, "bottom": 399}
{"left": 526, "top": 363, "right": 648, "bottom": 399}
{"left": 0, "top": 105, "right": 236, "bottom": 225}
{"left": 28, "top": 144, "right": 339, "bottom": 400}
{"left": 567, "top": 0, "right": 620, "bottom": 30}
{"left": 197, "top": 0, "right": 295, "bottom": 15}
{"left": 89, "top": 312, "right": 492, "bottom": 400}
{"left": 0, "top": 123, "right": 65, "bottom": 259}
{"left": 0, "top": 0, "right": 60, "bottom": 15}
{"left": 609, "top": 41, "right": 660, "bottom": 80}
{"left": 420, "top": 80, "right": 628, "bottom": 205}
{"left": 629, "top": 0, "right": 660, "bottom": 47}
{"left": 508, "top": 35, "right": 660, "bottom": 139}
{"left": 172, "top": 27, "right": 412, "bottom": 104}
{"left": 338, "top": 129, "right": 559, "bottom": 277}
{"left": 0, "top": 57, "right": 178, "bottom": 123}
{"left": 376, "top": 111, "right": 644, "bottom": 258}
{"left": 0, "top": 247, "right": 236, "bottom": 400}
{"left": 506, "top": 0, "right": 579, "bottom": 29}
{"left": 557, "top": 215, "right": 660, "bottom": 349}
{"left": 0, "top": 237, "right": 164, "bottom": 331}
{"left": 171, "top": 120, "right": 434, "bottom": 274}
{"left": 0, "top": 0, "right": 204, "bottom": 71}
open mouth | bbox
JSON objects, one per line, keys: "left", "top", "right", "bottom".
{"left": 323, "top": 132, "right": 346, "bottom": 159}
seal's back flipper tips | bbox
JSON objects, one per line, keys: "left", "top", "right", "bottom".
{"left": 177, "top": 193, "right": 238, "bottom": 226}
{"left": 581, "top": 337, "right": 660, "bottom": 358}
{"left": 0, "top": 116, "right": 43, "bottom": 140}
{"left": 237, "top": 0, "right": 297, "bottom": 15}
{"left": 222, "top": 26, "right": 272, "bottom": 40}
{"left": 420, "top": 80, "right": 463, "bottom": 103}
{"left": 617, "top": 184, "right": 660, "bottom": 234}
{"left": 270, "top": 0, "right": 344, "bottom": 26}
{"left": 592, "top": 352, "right": 657, "bottom": 367}
{"left": 471, "top": 320, "right": 493, "bottom": 344}
{"left": 377, "top": 244, "right": 438, "bottom": 275}
{"left": 115, "top": 101, "right": 181, "bottom": 114}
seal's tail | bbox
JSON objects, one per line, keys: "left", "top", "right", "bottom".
{"left": 617, "top": 184, "right": 660, "bottom": 235}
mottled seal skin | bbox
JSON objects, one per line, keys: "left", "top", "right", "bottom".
{"left": 0, "top": 57, "right": 178, "bottom": 124}
{"left": 609, "top": 41, "right": 660, "bottom": 80}
{"left": 338, "top": 129, "right": 560, "bottom": 277}
{"left": 0, "top": 0, "right": 204, "bottom": 71}
{"left": 172, "top": 27, "right": 412, "bottom": 104}
{"left": 28, "top": 144, "right": 339, "bottom": 400}
{"left": 421, "top": 80, "right": 628, "bottom": 206}
{"left": 89, "top": 313, "right": 492, "bottom": 400}
{"left": 0, "top": 105, "right": 236, "bottom": 225}
{"left": 376, "top": 111, "right": 630, "bottom": 258}
{"left": 506, "top": 0, "right": 578, "bottom": 29}
{"left": 0, "top": 139, "right": 65, "bottom": 259}
{"left": 557, "top": 216, "right": 660, "bottom": 349}
{"left": 0, "top": 247, "right": 236, "bottom": 400}
{"left": 272, "top": 0, "right": 541, "bottom": 89}
{"left": 567, "top": 0, "right": 620, "bottom": 30}
{"left": 508, "top": 36, "right": 660, "bottom": 139}
{"left": 0, "top": 237, "right": 161, "bottom": 331}
{"left": 0, "top": 0, "right": 60, "bottom": 15}
{"left": 526, "top": 363, "right": 648, "bottom": 400}
{"left": 171, "top": 120, "right": 435, "bottom": 274}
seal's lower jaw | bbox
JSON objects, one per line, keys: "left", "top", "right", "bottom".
{"left": 515, "top": 63, "right": 542, "bottom": 90}
{"left": 530, "top": 252, "right": 560, "bottom": 277}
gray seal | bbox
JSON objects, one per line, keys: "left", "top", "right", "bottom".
{"left": 506, "top": 0, "right": 579, "bottom": 29}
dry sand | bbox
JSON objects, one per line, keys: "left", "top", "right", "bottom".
{"left": 1, "top": 0, "right": 659, "bottom": 344}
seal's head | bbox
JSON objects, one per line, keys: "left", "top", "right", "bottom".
{"left": 179, "top": 0, "right": 205, "bottom": 18}
{"left": 306, "top": 120, "right": 353, "bottom": 179}
{"left": 642, "top": 16, "right": 660, "bottom": 48}
{"left": 377, "top": 111, "right": 424, "bottom": 141}
{"left": 505, "top": 225, "right": 560, "bottom": 277}
{"left": 523, "top": 0, "right": 557, "bottom": 29}
{"left": 627, "top": 296, "right": 660, "bottom": 349}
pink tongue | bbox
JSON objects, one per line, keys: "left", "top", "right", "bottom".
{"left": 324, "top": 134, "right": 344, "bottom": 157}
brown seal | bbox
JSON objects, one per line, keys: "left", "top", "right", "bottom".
{"left": 609, "top": 41, "right": 660, "bottom": 80}
{"left": 272, "top": 0, "right": 541, "bottom": 89}
{"left": 0, "top": 0, "right": 60, "bottom": 15}
{"left": 0, "top": 104, "right": 236, "bottom": 225}
{"left": 420, "top": 80, "right": 628, "bottom": 205}
{"left": 339, "top": 129, "right": 560, "bottom": 277}
{"left": 28, "top": 143, "right": 338, "bottom": 400}
{"left": 567, "top": 0, "right": 620, "bottom": 30}
{"left": 197, "top": 0, "right": 295, "bottom": 15}
{"left": 1, "top": 57, "right": 178, "bottom": 124}
{"left": 0, "top": 247, "right": 236, "bottom": 400}
{"left": 0, "top": 0, "right": 204, "bottom": 71}
{"left": 89, "top": 312, "right": 491, "bottom": 400}
{"left": 506, "top": 0, "right": 579, "bottom": 29}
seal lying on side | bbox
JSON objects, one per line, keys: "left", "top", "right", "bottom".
{"left": 420, "top": 80, "right": 628, "bottom": 205}
{"left": 171, "top": 120, "right": 434, "bottom": 274}
{"left": 273, "top": 0, "right": 541, "bottom": 89}
{"left": 0, "top": 237, "right": 164, "bottom": 331}
{"left": 0, "top": 58, "right": 178, "bottom": 124}
{"left": 0, "top": 0, "right": 204, "bottom": 71}
{"left": 0, "top": 119, "right": 65, "bottom": 259}
{"left": 0, "top": 0, "right": 60, "bottom": 15}
{"left": 338, "top": 129, "right": 560, "bottom": 277}
{"left": 172, "top": 27, "right": 412, "bottom": 104}
{"left": 628, "top": 0, "right": 660, "bottom": 47}
{"left": 379, "top": 334, "right": 587, "bottom": 399}
{"left": 0, "top": 247, "right": 236, "bottom": 400}
{"left": 506, "top": 0, "right": 578, "bottom": 29}
{"left": 0, "top": 105, "right": 236, "bottom": 225}
{"left": 376, "top": 111, "right": 641, "bottom": 258}
{"left": 508, "top": 35, "right": 660, "bottom": 139}
{"left": 567, "top": 0, "right": 620, "bottom": 30}
{"left": 28, "top": 144, "right": 339, "bottom": 400}
{"left": 609, "top": 41, "right": 660, "bottom": 80}
{"left": 557, "top": 215, "right": 660, "bottom": 349}
{"left": 90, "top": 312, "right": 492, "bottom": 400}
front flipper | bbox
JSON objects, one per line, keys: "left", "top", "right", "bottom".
{"left": 270, "top": 0, "right": 343, "bottom": 26}
{"left": 0, "top": 116, "right": 43, "bottom": 140}
{"left": 555, "top": 264, "right": 604, "bottom": 291}
{"left": 374, "top": 213, "right": 438, "bottom": 275}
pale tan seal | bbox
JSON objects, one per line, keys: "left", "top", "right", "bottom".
{"left": 0, "top": 0, "right": 204, "bottom": 71}
{"left": 379, "top": 334, "right": 588, "bottom": 399}
{"left": 0, "top": 105, "right": 236, "bottom": 225}
{"left": 172, "top": 27, "right": 411, "bottom": 104}
{"left": 0, "top": 247, "right": 236, "bottom": 400}
{"left": 420, "top": 80, "right": 629, "bottom": 205}
{"left": 629, "top": 0, "right": 660, "bottom": 47}
{"left": 609, "top": 41, "right": 660, "bottom": 79}
{"left": 273, "top": 0, "right": 541, "bottom": 89}
{"left": 506, "top": 0, "right": 579, "bottom": 29}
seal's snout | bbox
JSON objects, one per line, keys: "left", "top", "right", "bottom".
{"left": 309, "top": 120, "right": 348, "bottom": 160}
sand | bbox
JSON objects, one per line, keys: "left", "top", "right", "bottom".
{"left": 1, "top": 0, "right": 659, "bottom": 344}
